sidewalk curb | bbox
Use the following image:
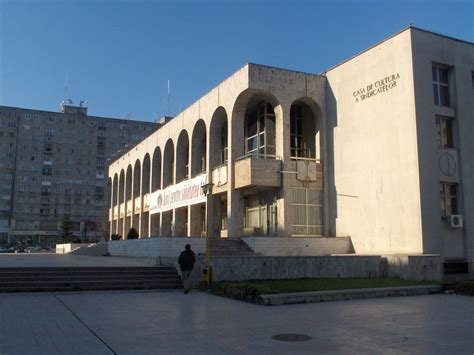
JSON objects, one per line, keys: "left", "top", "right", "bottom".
{"left": 261, "top": 285, "right": 441, "bottom": 305}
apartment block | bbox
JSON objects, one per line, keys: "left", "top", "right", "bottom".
{"left": 0, "top": 102, "right": 159, "bottom": 246}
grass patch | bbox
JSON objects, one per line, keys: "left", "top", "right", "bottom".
{"left": 211, "top": 278, "right": 439, "bottom": 304}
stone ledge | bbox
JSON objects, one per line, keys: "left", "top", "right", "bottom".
{"left": 261, "top": 285, "right": 441, "bottom": 305}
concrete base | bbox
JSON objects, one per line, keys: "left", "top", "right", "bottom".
{"left": 261, "top": 285, "right": 442, "bottom": 305}
{"left": 208, "top": 255, "right": 442, "bottom": 282}
{"left": 242, "top": 236, "right": 354, "bottom": 256}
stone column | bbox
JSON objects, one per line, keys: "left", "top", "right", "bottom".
{"left": 228, "top": 103, "right": 245, "bottom": 238}
{"left": 275, "top": 101, "right": 291, "bottom": 237}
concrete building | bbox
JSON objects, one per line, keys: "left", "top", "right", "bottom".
{"left": 107, "top": 27, "right": 473, "bottom": 272}
{"left": 0, "top": 102, "right": 159, "bottom": 246}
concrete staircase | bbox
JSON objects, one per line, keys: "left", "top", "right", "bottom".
{"left": 208, "top": 238, "right": 257, "bottom": 257}
{"left": 69, "top": 242, "right": 109, "bottom": 256}
{"left": 0, "top": 266, "right": 183, "bottom": 293}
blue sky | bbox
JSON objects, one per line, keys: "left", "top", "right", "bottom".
{"left": 0, "top": 0, "right": 472, "bottom": 122}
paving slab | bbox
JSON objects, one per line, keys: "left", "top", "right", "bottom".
{"left": 0, "top": 291, "right": 472, "bottom": 354}
{"left": 0, "top": 254, "right": 156, "bottom": 268}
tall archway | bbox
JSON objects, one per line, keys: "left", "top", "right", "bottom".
{"left": 133, "top": 160, "right": 141, "bottom": 199}
{"left": 124, "top": 165, "right": 133, "bottom": 236}
{"left": 191, "top": 119, "right": 207, "bottom": 177}
{"left": 209, "top": 107, "right": 228, "bottom": 169}
{"left": 176, "top": 130, "right": 190, "bottom": 183}
{"left": 141, "top": 154, "right": 151, "bottom": 238}
{"left": 289, "top": 97, "right": 325, "bottom": 237}
{"left": 289, "top": 99, "right": 321, "bottom": 159}
{"left": 163, "top": 139, "right": 175, "bottom": 188}
{"left": 230, "top": 89, "right": 282, "bottom": 238}
{"left": 118, "top": 170, "right": 125, "bottom": 239}
{"left": 151, "top": 147, "right": 162, "bottom": 191}
{"left": 132, "top": 160, "right": 141, "bottom": 234}
{"left": 142, "top": 154, "right": 151, "bottom": 194}
{"left": 125, "top": 165, "right": 133, "bottom": 202}
{"left": 118, "top": 170, "right": 125, "bottom": 206}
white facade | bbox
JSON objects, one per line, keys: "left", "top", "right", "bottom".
{"left": 108, "top": 27, "right": 473, "bottom": 269}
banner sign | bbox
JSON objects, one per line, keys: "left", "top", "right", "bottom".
{"left": 149, "top": 174, "right": 208, "bottom": 214}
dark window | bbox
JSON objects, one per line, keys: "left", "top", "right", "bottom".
{"left": 432, "top": 66, "right": 450, "bottom": 107}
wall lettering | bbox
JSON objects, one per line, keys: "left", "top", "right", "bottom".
{"left": 353, "top": 73, "right": 400, "bottom": 102}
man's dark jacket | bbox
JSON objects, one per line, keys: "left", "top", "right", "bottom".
{"left": 178, "top": 249, "right": 196, "bottom": 271}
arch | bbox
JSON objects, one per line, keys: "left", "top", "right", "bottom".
{"left": 191, "top": 119, "right": 207, "bottom": 177}
{"left": 176, "top": 130, "right": 190, "bottom": 183}
{"left": 209, "top": 107, "right": 228, "bottom": 169}
{"left": 290, "top": 97, "right": 323, "bottom": 160}
{"left": 232, "top": 89, "right": 282, "bottom": 159}
{"left": 112, "top": 173, "right": 118, "bottom": 206}
{"left": 133, "top": 159, "right": 141, "bottom": 198}
{"left": 118, "top": 170, "right": 125, "bottom": 204}
{"left": 163, "top": 139, "right": 175, "bottom": 188}
{"left": 125, "top": 165, "right": 132, "bottom": 201}
{"left": 151, "top": 147, "right": 162, "bottom": 191}
{"left": 142, "top": 154, "right": 151, "bottom": 194}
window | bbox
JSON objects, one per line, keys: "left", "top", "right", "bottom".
{"left": 290, "top": 104, "right": 305, "bottom": 157}
{"left": 291, "top": 188, "right": 323, "bottom": 236}
{"left": 245, "top": 101, "right": 275, "bottom": 157}
{"left": 440, "top": 183, "right": 458, "bottom": 218}
{"left": 436, "top": 116, "right": 454, "bottom": 148}
{"left": 432, "top": 66, "right": 450, "bottom": 107}
{"left": 221, "top": 125, "right": 228, "bottom": 164}
{"left": 244, "top": 191, "right": 277, "bottom": 235}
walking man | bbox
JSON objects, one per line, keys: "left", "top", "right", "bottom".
{"left": 178, "top": 244, "right": 196, "bottom": 294}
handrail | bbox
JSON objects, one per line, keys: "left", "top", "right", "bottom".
{"left": 236, "top": 153, "right": 281, "bottom": 161}
{"left": 290, "top": 156, "right": 321, "bottom": 163}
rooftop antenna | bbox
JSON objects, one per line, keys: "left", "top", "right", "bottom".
{"left": 64, "top": 72, "right": 68, "bottom": 100}
{"left": 167, "top": 80, "right": 170, "bottom": 116}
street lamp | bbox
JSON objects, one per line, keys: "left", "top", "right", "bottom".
{"left": 201, "top": 182, "right": 214, "bottom": 289}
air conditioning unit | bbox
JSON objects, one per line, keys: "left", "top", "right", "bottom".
{"left": 449, "top": 215, "right": 463, "bottom": 228}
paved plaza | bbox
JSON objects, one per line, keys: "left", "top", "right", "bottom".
{"left": 0, "top": 254, "right": 156, "bottom": 268}
{"left": 0, "top": 291, "right": 472, "bottom": 355}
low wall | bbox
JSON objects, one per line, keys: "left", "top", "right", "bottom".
{"left": 381, "top": 254, "right": 442, "bottom": 281}
{"left": 108, "top": 237, "right": 206, "bottom": 259}
{"left": 105, "top": 239, "right": 442, "bottom": 282}
{"left": 242, "top": 237, "right": 354, "bottom": 256}
{"left": 209, "top": 256, "right": 381, "bottom": 281}
{"left": 208, "top": 254, "right": 442, "bottom": 282}
{"left": 56, "top": 243, "right": 93, "bottom": 254}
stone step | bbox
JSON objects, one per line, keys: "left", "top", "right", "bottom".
{"left": 0, "top": 266, "right": 183, "bottom": 293}
{"left": 69, "top": 242, "right": 109, "bottom": 256}
{"left": 0, "top": 283, "right": 184, "bottom": 293}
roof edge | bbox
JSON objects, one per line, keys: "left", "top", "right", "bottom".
{"left": 322, "top": 25, "right": 473, "bottom": 74}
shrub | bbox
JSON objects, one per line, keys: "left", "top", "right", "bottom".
{"left": 126, "top": 228, "right": 139, "bottom": 240}
{"left": 110, "top": 234, "right": 121, "bottom": 241}
{"left": 211, "top": 282, "right": 272, "bottom": 304}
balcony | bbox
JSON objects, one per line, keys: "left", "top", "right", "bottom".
{"left": 211, "top": 163, "right": 228, "bottom": 194}
{"left": 126, "top": 200, "right": 133, "bottom": 216}
{"left": 134, "top": 197, "right": 141, "bottom": 214}
{"left": 234, "top": 155, "right": 281, "bottom": 190}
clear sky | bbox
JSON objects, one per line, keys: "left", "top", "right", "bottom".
{"left": 0, "top": 0, "right": 472, "bottom": 122}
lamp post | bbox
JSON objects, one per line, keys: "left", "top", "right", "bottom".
{"left": 201, "top": 182, "right": 214, "bottom": 289}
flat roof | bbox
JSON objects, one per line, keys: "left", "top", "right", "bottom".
{"left": 323, "top": 25, "right": 473, "bottom": 74}
{"left": 0, "top": 105, "right": 158, "bottom": 125}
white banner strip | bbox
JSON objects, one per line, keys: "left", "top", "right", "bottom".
{"left": 148, "top": 174, "right": 208, "bottom": 214}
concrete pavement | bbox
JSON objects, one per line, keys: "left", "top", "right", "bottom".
{"left": 0, "top": 292, "right": 472, "bottom": 354}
